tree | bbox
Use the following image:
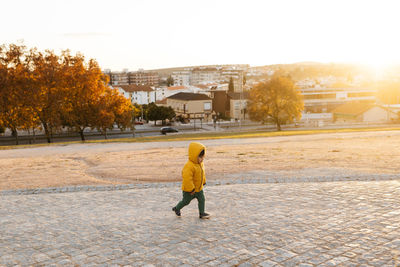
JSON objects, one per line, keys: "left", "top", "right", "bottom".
{"left": 90, "top": 87, "right": 134, "bottom": 139}
{"left": 167, "top": 75, "right": 174, "bottom": 87}
{"left": 159, "top": 106, "right": 176, "bottom": 125}
{"left": 132, "top": 103, "right": 142, "bottom": 120}
{"left": 61, "top": 52, "right": 110, "bottom": 141}
{"left": 0, "top": 43, "right": 134, "bottom": 144}
{"left": 30, "top": 49, "right": 65, "bottom": 143}
{"left": 228, "top": 77, "right": 234, "bottom": 93}
{"left": 147, "top": 102, "right": 160, "bottom": 125}
{"left": 111, "top": 90, "right": 134, "bottom": 131}
{"left": 247, "top": 73, "right": 303, "bottom": 131}
{"left": 146, "top": 103, "right": 176, "bottom": 125}
{"left": 0, "top": 43, "right": 38, "bottom": 144}
{"left": 141, "top": 104, "right": 149, "bottom": 122}
{"left": 93, "top": 90, "right": 116, "bottom": 139}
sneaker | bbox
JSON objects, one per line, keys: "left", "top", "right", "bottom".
{"left": 172, "top": 207, "right": 181, "bottom": 217}
{"left": 199, "top": 213, "right": 211, "bottom": 219}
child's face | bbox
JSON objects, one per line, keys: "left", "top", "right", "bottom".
{"left": 198, "top": 155, "right": 204, "bottom": 164}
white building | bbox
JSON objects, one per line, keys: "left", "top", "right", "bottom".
{"left": 171, "top": 71, "right": 191, "bottom": 86}
{"left": 191, "top": 68, "right": 221, "bottom": 84}
{"left": 113, "top": 85, "right": 155, "bottom": 105}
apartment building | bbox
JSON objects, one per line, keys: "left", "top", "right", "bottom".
{"left": 191, "top": 68, "right": 221, "bottom": 84}
{"left": 104, "top": 70, "right": 159, "bottom": 86}
{"left": 171, "top": 71, "right": 191, "bottom": 86}
{"left": 128, "top": 70, "right": 159, "bottom": 86}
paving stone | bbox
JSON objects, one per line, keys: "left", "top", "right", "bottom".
{"left": 1, "top": 181, "right": 400, "bottom": 265}
{"left": 259, "top": 260, "right": 278, "bottom": 267}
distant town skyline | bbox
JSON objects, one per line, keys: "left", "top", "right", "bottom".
{"left": 2, "top": 0, "right": 400, "bottom": 71}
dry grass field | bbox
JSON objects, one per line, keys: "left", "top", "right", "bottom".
{"left": 1, "top": 130, "right": 399, "bottom": 190}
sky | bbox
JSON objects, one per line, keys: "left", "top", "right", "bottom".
{"left": 2, "top": 0, "right": 400, "bottom": 71}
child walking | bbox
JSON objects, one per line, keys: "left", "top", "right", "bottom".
{"left": 172, "top": 142, "right": 211, "bottom": 219}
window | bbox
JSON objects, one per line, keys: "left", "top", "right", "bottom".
{"left": 204, "top": 102, "right": 211, "bottom": 110}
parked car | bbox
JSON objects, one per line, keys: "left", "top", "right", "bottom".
{"left": 135, "top": 121, "right": 144, "bottom": 125}
{"left": 160, "top": 127, "right": 179, "bottom": 135}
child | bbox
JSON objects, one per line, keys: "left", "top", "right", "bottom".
{"left": 172, "top": 142, "right": 210, "bottom": 219}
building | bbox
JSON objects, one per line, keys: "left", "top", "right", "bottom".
{"left": 164, "top": 85, "right": 192, "bottom": 98}
{"left": 155, "top": 98, "right": 168, "bottom": 107}
{"left": 105, "top": 70, "right": 159, "bottom": 86}
{"left": 154, "top": 85, "right": 210, "bottom": 103}
{"left": 228, "top": 92, "right": 249, "bottom": 120}
{"left": 128, "top": 70, "right": 159, "bottom": 86}
{"left": 114, "top": 85, "right": 155, "bottom": 105}
{"left": 209, "top": 90, "right": 249, "bottom": 120}
{"left": 332, "top": 102, "right": 397, "bottom": 123}
{"left": 220, "top": 70, "right": 244, "bottom": 93}
{"left": 301, "top": 87, "right": 377, "bottom": 113}
{"left": 191, "top": 68, "right": 221, "bottom": 85}
{"left": 107, "top": 71, "right": 129, "bottom": 85}
{"left": 171, "top": 71, "right": 191, "bottom": 86}
{"left": 210, "top": 90, "right": 230, "bottom": 118}
{"left": 167, "top": 92, "right": 213, "bottom": 121}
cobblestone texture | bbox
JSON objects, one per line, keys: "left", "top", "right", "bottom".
{"left": 1, "top": 174, "right": 400, "bottom": 196}
{"left": 1, "top": 180, "right": 400, "bottom": 266}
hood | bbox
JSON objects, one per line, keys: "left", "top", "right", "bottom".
{"left": 188, "top": 142, "right": 206, "bottom": 164}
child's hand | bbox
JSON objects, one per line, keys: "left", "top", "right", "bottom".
{"left": 190, "top": 191, "right": 195, "bottom": 195}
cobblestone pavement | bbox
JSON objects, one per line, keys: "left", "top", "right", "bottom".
{"left": 1, "top": 180, "right": 400, "bottom": 267}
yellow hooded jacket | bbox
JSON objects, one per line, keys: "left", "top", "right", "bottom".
{"left": 182, "top": 142, "right": 206, "bottom": 192}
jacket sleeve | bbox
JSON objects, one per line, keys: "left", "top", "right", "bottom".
{"left": 202, "top": 163, "right": 206, "bottom": 185}
{"left": 182, "top": 164, "right": 195, "bottom": 192}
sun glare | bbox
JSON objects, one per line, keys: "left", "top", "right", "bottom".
{"left": 359, "top": 57, "right": 396, "bottom": 79}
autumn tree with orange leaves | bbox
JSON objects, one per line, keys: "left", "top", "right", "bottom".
{"left": 0, "top": 43, "right": 134, "bottom": 144}
{"left": 29, "top": 49, "right": 66, "bottom": 143}
{"left": 93, "top": 88, "right": 135, "bottom": 139}
{"left": 247, "top": 72, "right": 303, "bottom": 131}
{"left": 60, "top": 52, "right": 108, "bottom": 141}
{"left": 0, "top": 44, "right": 41, "bottom": 144}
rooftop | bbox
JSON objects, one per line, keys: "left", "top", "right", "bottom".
{"left": 114, "top": 84, "right": 153, "bottom": 92}
{"left": 168, "top": 92, "right": 211, "bottom": 101}
{"left": 167, "top": 85, "right": 188, "bottom": 91}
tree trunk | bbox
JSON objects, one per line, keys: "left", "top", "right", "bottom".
{"left": 11, "top": 128, "right": 19, "bottom": 145}
{"left": 28, "top": 129, "right": 32, "bottom": 144}
{"left": 79, "top": 129, "right": 85, "bottom": 141}
{"left": 276, "top": 120, "right": 281, "bottom": 131}
{"left": 104, "top": 129, "right": 108, "bottom": 140}
{"left": 43, "top": 123, "right": 51, "bottom": 143}
{"left": 33, "top": 128, "right": 36, "bottom": 144}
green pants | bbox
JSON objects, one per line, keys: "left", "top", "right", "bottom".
{"left": 175, "top": 190, "right": 205, "bottom": 215}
